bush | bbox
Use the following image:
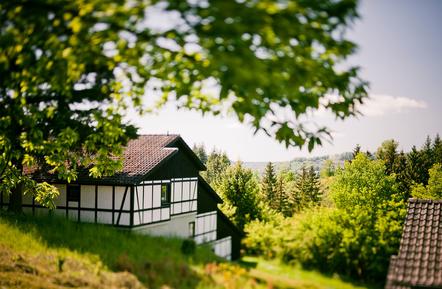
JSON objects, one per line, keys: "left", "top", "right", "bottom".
{"left": 181, "top": 239, "right": 196, "bottom": 256}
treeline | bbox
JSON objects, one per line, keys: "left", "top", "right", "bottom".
{"left": 193, "top": 135, "right": 442, "bottom": 283}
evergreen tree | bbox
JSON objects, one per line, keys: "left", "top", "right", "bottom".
{"left": 192, "top": 143, "right": 208, "bottom": 164}
{"left": 420, "top": 136, "right": 434, "bottom": 185}
{"left": 218, "top": 162, "right": 262, "bottom": 230}
{"left": 274, "top": 169, "right": 296, "bottom": 217}
{"left": 393, "top": 151, "right": 411, "bottom": 199}
{"left": 407, "top": 145, "right": 426, "bottom": 185}
{"left": 293, "top": 166, "right": 321, "bottom": 211}
{"left": 261, "top": 162, "right": 277, "bottom": 207}
{"left": 433, "top": 134, "right": 442, "bottom": 164}
{"left": 307, "top": 166, "right": 322, "bottom": 204}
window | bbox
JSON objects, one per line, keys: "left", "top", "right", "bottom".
{"left": 67, "top": 184, "right": 80, "bottom": 202}
{"left": 161, "top": 183, "right": 171, "bottom": 205}
{"left": 189, "top": 221, "right": 195, "bottom": 237}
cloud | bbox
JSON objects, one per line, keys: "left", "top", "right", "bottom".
{"left": 358, "top": 94, "right": 427, "bottom": 117}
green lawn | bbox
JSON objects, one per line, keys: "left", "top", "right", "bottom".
{"left": 241, "top": 256, "right": 380, "bottom": 289}
{"left": 0, "top": 212, "right": 379, "bottom": 289}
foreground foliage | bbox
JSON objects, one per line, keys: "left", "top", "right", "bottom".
{"left": 1, "top": 0, "right": 367, "bottom": 211}
{"left": 245, "top": 154, "right": 407, "bottom": 283}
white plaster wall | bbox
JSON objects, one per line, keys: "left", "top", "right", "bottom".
{"left": 80, "top": 185, "right": 95, "bottom": 208}
{"left": 134, "top": 212, "right": 197, "bottom": 238}
{"left": 54, "top": 184, "right": 66, "bottom": 206}
{"left": 97, "top": 186, "right": 112, "bottom": 209}
{"left": 195, "top": 211, "right": 217, "bottom": 244}
{"left": 115, "top": 186, "right": 129, "bottom": 210}
{"left": 214, "top": 236, "right": 232, "bottom": 260}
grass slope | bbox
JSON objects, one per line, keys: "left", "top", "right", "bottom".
{"left": 0, "top": 212, "right": 375, "bottom": 289}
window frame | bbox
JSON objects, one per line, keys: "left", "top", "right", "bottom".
{"left": 160, "top": 183, "right": 171, "bottom": 206}
{"left": 189, "top": 221, "right": 195, "bottom": 237}
{"left": 67, "top": 184, "right": 80, "bottom": 202}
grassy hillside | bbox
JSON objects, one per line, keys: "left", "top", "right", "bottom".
{"left": 0, "top": 212, "right": 374, "bottom": 289}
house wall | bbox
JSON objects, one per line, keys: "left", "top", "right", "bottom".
{"left": 194, "top": 211, "right": 217, "bottom": 244}
{"left": 133, "top": 177, "right": 198, "bottom": 227}
{"left": 133, "top": 211, "right": 197, "bottom": 238}
{"left": 213, "top": 236, "right": 232, "bottom": 260}
{"left": 16, "top": 184, "right": 132, "bottom": 226}
{"left": 217, "top": 210, "right": 242, "bottom": 260}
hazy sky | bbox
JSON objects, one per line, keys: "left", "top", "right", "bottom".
{"left": 129, "top": 0, "right": 442, "bottom": 162}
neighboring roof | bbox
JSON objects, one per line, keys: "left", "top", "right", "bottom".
{"left": 31, "top": 134, "right": 205, "bottom": 185}
{"left": 198, "top": 176, "right": 223, "bottom": 204}
{"left": 385, "top": 199, "right": 442, "bottom": 289}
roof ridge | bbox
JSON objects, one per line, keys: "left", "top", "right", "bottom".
{"left": 409, "top": 198, "right": 442, "bottom": 204}
{"left": 137, "top": 133, "right": 180, "bottom": 137}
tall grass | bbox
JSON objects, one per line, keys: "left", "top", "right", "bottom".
{"left": 0, "top": 212, "right": 217, "bottom": 288}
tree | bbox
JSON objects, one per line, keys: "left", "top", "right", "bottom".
{"left": 292, "top": 165, "right": 321, "bottom": 211}
{"left": 202, "top": 149, "right": 230, "bottom": 187}
{"left": 407, "top": 146, "right": 425, "bottom": 185}
{"left": 320, "top": 159, "right": 336, "bottom": 178}
{"left": 376, "top": 139, "right": 399, "bottom": 175}
{"left": 192, "top": 143, "right": 208, "bottom": 164}
{"left": 1, "top": 0, "right": 367, "bottom": 211}
{"left": 352, "top": 144, "right": 361, "bottom": 160}
{"left": 411, "top": 163, "right": 442, "bottom": 200}
{"left": 433, "top": 134, "right": 442, "bottom": 164}
{"left": 393, "top": 151, "right": 411, "bottom": 199}
{"left": 261, "top": 162, "right": 277, "bottom": 206}
{"left": 329, "top": 154, "right": 406, "bottom": 280}
{"left": 217, "top": 162, "right": 262, "bottom": 230}
{"left": 274, "top": 169, "right": 296, "bottom": 217}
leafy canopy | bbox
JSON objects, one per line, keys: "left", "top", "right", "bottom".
{"left": 1, "top": 0, "right": 366, "bottom": 208}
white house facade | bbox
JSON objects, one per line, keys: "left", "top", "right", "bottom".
{"left": 1, "top": 135, "right": 241, "bottom": 260}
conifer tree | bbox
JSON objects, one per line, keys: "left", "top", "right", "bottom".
{"left": 293, "top": 166, "right": 321, "bottom": 210}
{"left": 420, "top": 136, "right": 434, "bottom": 185}
{"left": 261, "top": 162, "right": 277, "bottom": 207}
{"left": 274, "top": 169, "right": 295, "bottom": 216}
{"left": 433, "top": 134, "right": 442, "bottom": 164}
{"left": 218, "top": 162, "right": 261, "bottom": 230}
{"left": 393, "top": 151, "right": 411, "bottom": 199}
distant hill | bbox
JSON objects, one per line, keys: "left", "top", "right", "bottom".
{"left": 243, "top": 152, "right": 353, "bottom": 175}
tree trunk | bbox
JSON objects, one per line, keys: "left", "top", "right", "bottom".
{"left": 8, "top": 160, "right": 24, "bottom": 213}
{"left": 8, "top": 181, "right": 24, "bottom": 213}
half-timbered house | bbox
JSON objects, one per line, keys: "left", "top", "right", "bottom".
{"left": 0, "top": 134, "right": 241, "bottom": 260}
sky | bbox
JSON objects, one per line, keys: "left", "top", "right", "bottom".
{"left": 129, "top": 0, "right": 442, "bottom": 162}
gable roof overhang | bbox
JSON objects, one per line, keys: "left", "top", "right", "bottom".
{"left": 198, "top": 176, "right": 223, "bottom": 204}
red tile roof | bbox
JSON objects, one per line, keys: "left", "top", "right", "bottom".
{"left": 31, "top": 134, "right": 182, "bottom": 184}
{"left": 386, "top": 199, "right": 442, "bottom": 289}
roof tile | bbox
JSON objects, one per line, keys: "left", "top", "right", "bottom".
{"left": 386, "top": 199, "right": 442, "bottom": 289}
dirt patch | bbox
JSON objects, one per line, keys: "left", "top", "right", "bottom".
{"left": 0, "top": 245, "right": 146, "bottom": 289}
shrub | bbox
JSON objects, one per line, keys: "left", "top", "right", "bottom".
{"left": 181, "top": 239, "right": 196, "bottom": 256}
